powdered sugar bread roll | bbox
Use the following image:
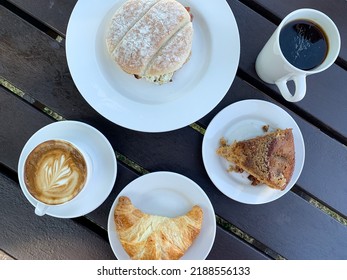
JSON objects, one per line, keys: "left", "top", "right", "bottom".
{"left": 106, "top": 0, "right": 193, "bottom": 84}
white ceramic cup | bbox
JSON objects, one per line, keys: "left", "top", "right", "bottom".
{"left": 23, "top": 139, "right": 92, "bottom": 216}
{"left": 255, "top": 9, "right": 340, "bottom": 102}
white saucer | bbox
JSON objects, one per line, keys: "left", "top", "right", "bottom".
{"left": 66, "top": 0, "right": 240, "bottom": 132}
{"left": 202, "top": 99, "right": 305, "bottom": 204}
{"left": 107, "top": 171, "right": 216, "bottom": 259}
{"left": 18, "top": 121, "right": 117, "bottom": 218}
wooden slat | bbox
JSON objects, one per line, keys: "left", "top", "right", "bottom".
{"left": 13, "top": 0, "right": 347, "bottom": 67}
{"left": 248, "top": 0, "right": 347, "bottom": 64}
{"left": 0, "top": 90, "right": 53, "bottom": 171}
{"left": 5, "top": 0, "right": 347, "bottom": 139}
{"left": 1, "top": 2, "right": 347, "bottom": 260}
{"left": 2, "top": 70, "right": 347, "bottom": 260}
{"left": 199, "top": 77, "right": 347, "bottom": 217}
{"left": 110, "top": 87, "right": 347, "bottom": 259}
{"left": 225, "top": 193, "right": 347, "bottom": 260}
{"left": 0, "top": 171, "right": 115, "bottom": 260}
{"left": 0, "top": 250, "right": 13, "bottom": 260}
{"left": 86, "top": 163, "right": 138, "bottom": 229}
{"left": 227, "top": 0, "right": 347, "bottom": 140}
{"left": 5, "top": 0, "right": 77, "bottom": 36}
{"left": 207, "top": 227, "right": 269, "bottom": 260}
{"left": 0, "top": 87, "right": 268, "bottom": 260}
{"left": 0, "top": 5, "right": 85, "bottom": 118}
{"left": 1, "top": 3, "right": 347, "bottom": 216}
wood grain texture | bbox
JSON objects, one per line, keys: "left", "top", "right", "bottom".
{"left": 207, "top": 227, "right": 270, "bottom": 260}
{"left": 0, "top": 88, "right": 53, "bottom": 172}
{"left": 0, "top": 5, "right": 88, "bottom": 120}
{"left": 0, "top": 250, "right": 14, "bottom": 260}
{"left": 227, "top": 0, "right": 347, "bottom": 140}
{"left": 199, "top": 77, "right": 347, "bottom": 218}
{"left": 1, "top": 0, "right": 347, "bottom": 260}
{"left": 2, "top": 79, "right": 347, "bottom": 259}
{"left": 5, "top": 0, "right": 347, "bottom": 138}
{"left": 1, "top": 5, "right": 347, "bottom": 216}
{"left": 86, "top": 164, "right": 138, "bottom": 230}
{"left": 5, "top": 0, "right": 77, "bottom": 36}
{"left": 0, "top": 89, "right": 270, "bottom": 260}
{"left": 0, "top": 172, "right": 115, "bottom": 260}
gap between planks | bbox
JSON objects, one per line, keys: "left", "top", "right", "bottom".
{"left": 190, "top": 122, "right": 347, "bottom": 227}
{"left": 0, "top": 249, "right": 14, "bottom": 260}
{"left": 1, "top": 0, "right": 346, "bottom": 260}
{"left": 0, "top": 77, "right": 280, "bottom": 260}
{"left": 3, "top": 74, "right": 347, "bottom": 256}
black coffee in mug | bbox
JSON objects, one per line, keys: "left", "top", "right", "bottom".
{"left": 279, "top": 19, "right": 328, "bottom": 70}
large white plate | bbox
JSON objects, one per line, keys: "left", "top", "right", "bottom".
{"left": 66, "top": 0, "right": 240, "bottom": 132}
{"left": 18, "top": 121, "right": 117, "bottom": 218}
{"left": 107, "top": 171, "right": 216, "bottom": 259}
{"left": 202, "top": 99, "right": 305, "bottom": 204}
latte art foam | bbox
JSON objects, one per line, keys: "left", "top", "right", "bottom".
{"left": 24, "top": 140, "right": 88, "bottom": 205}
{"left": 43, "top": 154, "right": 72, "bottom": 189}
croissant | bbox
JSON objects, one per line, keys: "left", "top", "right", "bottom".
{"left": 114, "top": 196, "right": 203, "bottom": 260}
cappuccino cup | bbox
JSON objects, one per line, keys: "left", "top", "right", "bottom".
{"left": 23, "top": 139, "right": 91, "bottom": 216}
{"left": 255, "top": 9, "right": 340, "bottom": 102}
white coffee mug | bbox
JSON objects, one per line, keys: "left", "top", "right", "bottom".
{"left": 23, "top": 139, "right": 92, "bottom": 216}
{"left": 255, "top": 9, "right": 340, "bottom": 102}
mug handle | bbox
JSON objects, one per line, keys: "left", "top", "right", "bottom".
{"left": 35, "top": 202, "right": 49, "bottom": 216}
{"left": 275, "top": 74, "right": 306, "bottom": 102}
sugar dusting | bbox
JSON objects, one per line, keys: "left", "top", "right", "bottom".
{"left": 106, "top": 0, "right": 160, "bottom": 53}
{"left": 146, "top": 22, "right": 193, "bottom": 76}
{"left": 107, "top": 0, "right": 191, "bottom": 76}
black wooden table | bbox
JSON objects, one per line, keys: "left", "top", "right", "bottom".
{"left": 0, "top": 0, "right": 346, "bottom": 260}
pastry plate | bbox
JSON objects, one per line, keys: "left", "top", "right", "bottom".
{"left": 107, "top": 171, "right": 216, "bottom": 260}
{"left": 18, "top": 121, "right": 117, "bottom": 218}
{"left": 66, "top": 0, "right": 240, "bottom": 132}
{"left": 202, "top": 99, "right": 305, "bottom": 204}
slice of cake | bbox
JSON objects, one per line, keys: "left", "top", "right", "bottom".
{"left": 217, "top": 128, "right": 295, "bottom": 190}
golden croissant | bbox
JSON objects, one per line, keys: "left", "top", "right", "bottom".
{"left": 114, "top": 196, "right": 203, "bottom": 260}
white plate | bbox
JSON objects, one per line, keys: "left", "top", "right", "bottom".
{"left": 66, "top": 0, "right": 240, "bottom": 132}
{"left": 202, "top": 99, "right": 305, "bottom": 204}
{"left": 18, "top": 121, "right": 117, "bottom": 218}
{"left": 107, "top": 171, "right": 216, "bottom": 259}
